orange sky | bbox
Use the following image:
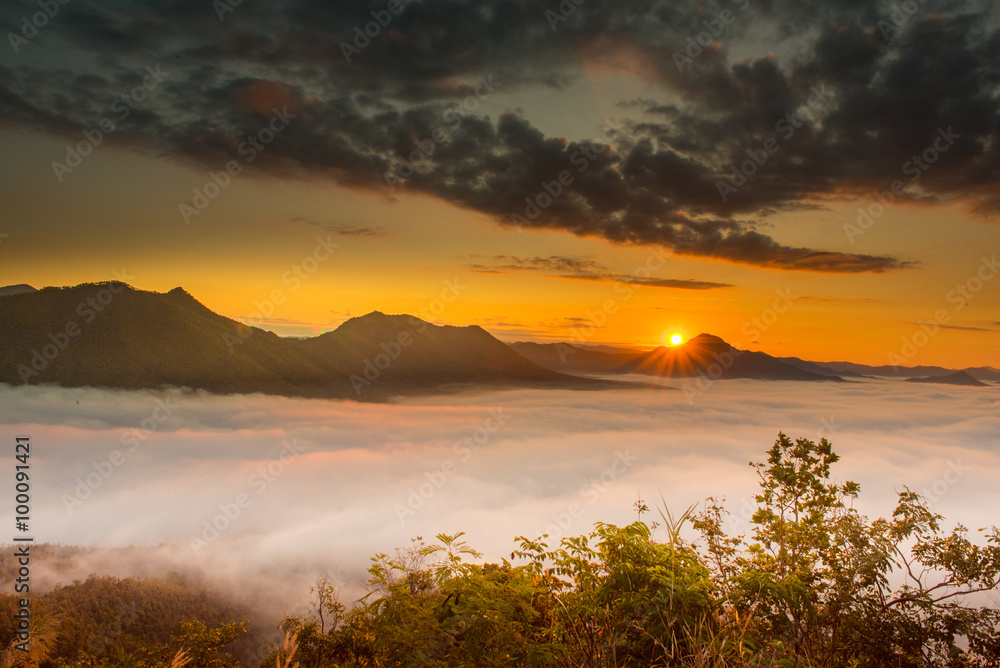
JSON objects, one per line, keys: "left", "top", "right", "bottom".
{"left": 1, "top": 128, "right": 997, "bottom": 369}
{"left": 1, "top": 12, "right": 998, "bottom": 371}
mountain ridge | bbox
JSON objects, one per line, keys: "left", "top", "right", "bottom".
{"left": 3, "top": 283, "right": 993, "bottom": 399}
{"left": 0, "top": 283, "right": 603, "bottom": 401}
{"left": 905, "top": 370, "right": 989, "bottom": 387}
{"left": 510, "top": 336, "right": 844, "bottom": 382}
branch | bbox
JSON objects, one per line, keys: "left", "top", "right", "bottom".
{"left": 882, "top": 576, "right": 1000, "bottom": 611}
{"left": 930, "top": 577, "right": 1000, "bottom": 604}
{"left": 892, "top": 544, "right": 923, "bottom": 589}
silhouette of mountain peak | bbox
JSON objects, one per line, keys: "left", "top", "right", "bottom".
{"left": 335, "top": 311, "right": 429, "bottom": 334}
{"left": 687, "top": 333, "right": 729, "bottom": 346}
{"left": 0, "top": 284, "right": 590, "bottom": 400}
{"left": 0, "top": 284, "right": 37, "bottom": 297}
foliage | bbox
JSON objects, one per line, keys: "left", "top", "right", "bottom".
{"left": 695, "top": 433, "right": 1000, "bottom": 667}
{"left": 0, "top": 575, "right": 248, "bottom": 668}
{"left": 2, "top": 434, "right": 998, "bottom": 667}
{"left": 273, "top": 433, "right": 1000, "bottom": 668}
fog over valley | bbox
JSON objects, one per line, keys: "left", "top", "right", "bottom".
{"left": 2, "top": 379, "right": 998, "bottom": 624}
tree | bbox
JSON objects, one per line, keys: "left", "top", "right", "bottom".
{"left": 269, "top": 432, "right": 1000, "bottom": 667}
{"left": 515, "top": 520, "right": 716, "bottom": 667}
{"left": 695, "top": 432, "right": 1000, "bottom": 667}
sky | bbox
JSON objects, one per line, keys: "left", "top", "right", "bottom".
{"left": 1, "top": 0, "right": 999, "bottom": 366}
{"left": 4, "top": 380, "right": 999, "bottom": 620}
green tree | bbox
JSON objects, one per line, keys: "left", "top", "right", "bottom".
{"left": 270, "top": 432, "right": 1000, "bottom": 668}
{"left": 695, "top": 432, "right": 1000, "bottom": 667}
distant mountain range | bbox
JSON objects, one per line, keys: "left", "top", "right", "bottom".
{"left": 516, "top": 342, "right": 996, "bottom": 386}
{"left": 794, "top": 360, "right": 1000, "bottom": 382}
{"left": 0, "top": 283, "right": 994, "bottom": 400}
{"left": 0, "top": 283, "right": 602, "bottom": 401}
{"left": 0, "top": 284, "right": 36, "bottom": 297}
{"left": 905, "top": 370, "right": 989, "bottom": 387}
{"left": 511, "top": 335, "right": 844, "bottom": 382}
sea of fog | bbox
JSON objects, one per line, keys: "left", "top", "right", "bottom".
{"left": 1, "top": 378, "right": 999, "bottom": 623}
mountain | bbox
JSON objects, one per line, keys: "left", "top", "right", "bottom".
{"left": 0, "top": 283, "right": 603, "bottom": 401}
{"left": 15, "top": 283, "right": 994, "bottom": 398}
{"left": 509, "top": 342, "right": 639, "bottom": 375}
{"left": 905, "top": 370, "right": 990, "bottom": 387}
{"left": 962, "top": 366, "right": 1000, "bottom": 382}
{"left": 0, "top": 284, "right": 36, "bottom": 297}
{"left": 777, "top": 357, "right": 867, "bottom": 378}
{"left": 511, "top": 334, "right": 843, "bottom": 382}
{"left": 0, "top": 283, "right": 339, "bottom": 397}
{"left": 808, "top": 360, "right": 1000, "bottom": 382}
{"left": 292, "top": 311, "right": 593, "bottom": 395}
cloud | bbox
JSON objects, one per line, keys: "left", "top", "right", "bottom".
{"left": 327, "top": 224, "right": 388, "bottom": 236}
{"left": 1, "top": 0, "right": 997, "bottom": 270}
{"left": 1, "top": 379, "right": 998, "bottom": 624}
{"left": 289, "top": 216, "right": 388, "bottom": 237}
{"left": 470, "top": 254, "right": 733, "bottom": 289}
{"left": 233, "top": 80, "right": 298, "bottom": 117}
{"left": 930, "top": 323, "right": 1000, "bottom": 332}
{"left": 628, "top": 277, "right": 734, "bottom": 289}
{"left": 469, "top": 254, "right": 606, "bottom": 276}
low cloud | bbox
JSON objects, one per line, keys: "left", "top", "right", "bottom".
{"left": 1, "top": 380, "right": 998, "bottom": 623}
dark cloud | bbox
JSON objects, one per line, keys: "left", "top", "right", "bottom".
{"left": 1, "top": 0, "right": 997, "bottom": 271}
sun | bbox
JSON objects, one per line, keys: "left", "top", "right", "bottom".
{"left": 669, "top": 333, "right": 684, "bottom": 346}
